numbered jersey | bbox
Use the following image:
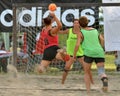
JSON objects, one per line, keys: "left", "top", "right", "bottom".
{"left": 41, "top": 28, "right": 58, "bottom": 49}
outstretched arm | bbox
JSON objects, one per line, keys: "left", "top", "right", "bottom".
{"left": 58, "top": 29, "right": 69, "bottom": 34}
{"left": 50, "top": 12, "right": 62, "bottom": 35}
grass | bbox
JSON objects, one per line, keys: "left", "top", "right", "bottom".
{"left": 91, "top": 54, "right": 116, "bottom": 70}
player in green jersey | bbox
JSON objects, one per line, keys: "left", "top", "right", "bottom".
{"left": 73, "top": 16, "right": 108, "bottom": 93}
{"left": 59, "top": 19, "right": 94, "bottom": 85}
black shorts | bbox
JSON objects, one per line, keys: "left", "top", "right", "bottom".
{"left": 70, "top": 55, "right": 83, "bottom": 58}
{"left": 84, "top": 55, "right": 105, "bottom": 64}
{"left": 42, "top": 45, "right": 60, "bottom": 61}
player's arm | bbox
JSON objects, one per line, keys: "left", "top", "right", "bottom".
{"left": 73, "top": 32, "right": 82, "bottom": 58}
{"left": 50, "top": 13, "right": 62, "bottom": 36}
{"left": 99, "top": 34, "right": 104, "bottom": 48}
{"left": 58, "top": 29, "right": 69, "bottom": 34}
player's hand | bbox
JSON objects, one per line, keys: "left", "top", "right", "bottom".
{"left": 72, "top": 56, "right": 76, "bottom": 61}
{"left": 49, "top": 12, "right": 56, "bottom": 18}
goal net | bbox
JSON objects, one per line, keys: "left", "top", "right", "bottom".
{"left": 11, "top": 3, "right": 117, "bottom": 74}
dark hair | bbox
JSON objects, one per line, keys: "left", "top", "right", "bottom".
{"left": 79, "top": 16, "right": 88, "bottom": 28}
{"left": 73, "top": 19, "right": 79, "bottom": 22}
{"left": 43, "top": 16, "right": 52, "bottom": 26}
{"left": 72, "top": 19, "right": 79, "bottom": 27}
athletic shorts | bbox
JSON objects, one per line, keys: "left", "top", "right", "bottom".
{"left": 70, "top": 55, "right": 83, "bottom": 58}
{"left": 84, "top": 55, "right": 105, "bottom": 64}
{"left": 42, "top": 45, "right": 60, "bottom": 61}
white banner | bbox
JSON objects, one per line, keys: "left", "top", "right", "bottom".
{"left": 102, "top": 0, "right": 120, "bottom": 51}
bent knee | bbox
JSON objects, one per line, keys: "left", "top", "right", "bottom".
{"left": 64, "top": 68, "right": 70, "bottom": 73}
{"left": 65, "top": 65, "right": 72, "bottom": 70}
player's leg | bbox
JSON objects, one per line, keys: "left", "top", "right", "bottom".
{"left": 55, "top": 51, "right": 64, "bottom": 61}
{"left": 38, "top": 60, "right": 51, "bottom": 73}
{"left": 55, "top": 48, "right": 72, "bottom": 84}
{"left": 96, "top": 58, "right": 108, "bottom": 92}
{"left": 97, "top": 62, "right": 108, "bottom": 92}
{"left": 38, "top": 46, "right": 58, "bottom": 73}
{"left": 83, "top": 56, "right": 93, "bottom": 93}
{"left": 56, "top": 48, "right": 70, "bottom": 61}
{"left": 84, "top": 62, "right": 92, "bottom": 93}
{"left": 78, "top": 57, "right": 94, "bottom": 84}
{"left": 61, "top": 57, "right": 74, "bottom": 84}
{"left": 77, "top": 56, "right": 84, "bottom": 69}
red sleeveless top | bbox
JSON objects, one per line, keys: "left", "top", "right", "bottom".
{"left": 35, "top": 28, "right": 58, "bottom": 54}
{"left": 42, "top": 28, "right": 58, "bottom": 49}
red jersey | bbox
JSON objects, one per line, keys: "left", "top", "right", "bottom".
{"left": 42, "top": 28, "right": 58, "bottom": 49}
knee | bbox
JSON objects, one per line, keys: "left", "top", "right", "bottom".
{"left": 84, "top": 66, "right": 90, "bottom": 73}
{"left": 65, "top": 64, "right": 72, "bottom": 70}
{"left": 97, "top": 67, "right": 106, "bottom": 77}
{"left": 64, "top": 68, "right": 70, "bottom": 73}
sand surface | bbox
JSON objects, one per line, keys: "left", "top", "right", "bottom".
{"left": 0, "top": 72, "right": 120, "bottom": 96}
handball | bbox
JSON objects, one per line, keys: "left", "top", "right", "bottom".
{"left": 48, "top": 3, "right": 57, "bottom": 11}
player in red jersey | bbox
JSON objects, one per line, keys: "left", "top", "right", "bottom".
{"left": 38, "top": 12, "right": 69, "bottom": 73}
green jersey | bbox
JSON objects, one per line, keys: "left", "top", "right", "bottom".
{"left": 66, "top": 28, "right": 83, "bottom": 56}
{"left": 81, "top": 28, "right": 104, "bottom": 58}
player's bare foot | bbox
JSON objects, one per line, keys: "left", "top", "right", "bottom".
{"left": 38, "top": 65, "right": 46, "bottom": 73}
